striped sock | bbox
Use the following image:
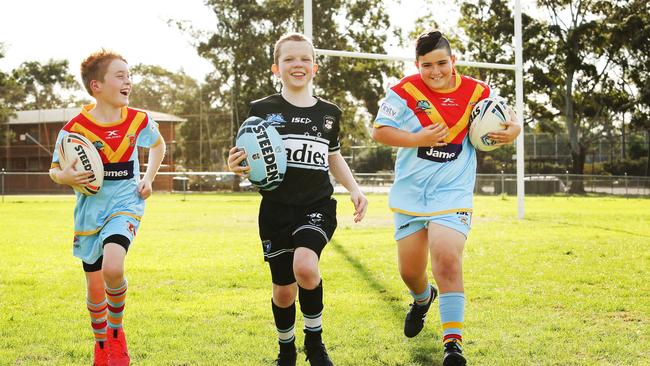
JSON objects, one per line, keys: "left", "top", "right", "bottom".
{"left": 439, "top": 292, "right": 465, "bottom": 346}
{"left": 411, "top": 284, "right": 432, "bottom": 306}
{"left": 272, "top": 300, "right": 296, "bottom": 352}
{"left": 299, "top": 280, "right": 323, "bottom": 343}
{"left": 106, "top": 280, "right": 128, "bottom": 330}
{"left": 87, "top": 298, "right": 108, "bottom": 343}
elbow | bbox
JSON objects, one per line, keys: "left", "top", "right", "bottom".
{"left": 372, "top": 126, "right": 386, "bottom": 144}
{"left": 371, "top": 127, "right": 381, "bottom": 142}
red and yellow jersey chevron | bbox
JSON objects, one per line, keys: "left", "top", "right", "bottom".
{"left": 390, "top": 73, "right": 490, "bottom": 144}
{"left": 61, "top": 105, "right": 150, "bottom": 164}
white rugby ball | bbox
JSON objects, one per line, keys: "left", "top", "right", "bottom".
{"left": 235, "top": 116, "right": 287, "bottom": 191}
{"left": 469, "top": 97, "right": 510, "bottom": 151}
{"left": 59, "top": 132, "right": 104, "bottom": 195}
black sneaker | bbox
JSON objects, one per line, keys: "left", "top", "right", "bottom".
{"left": 275, "top": 350, "right": 297, "bottom": 366}
{"left": 443, "top": 341, "right": 466, "bottom": 366}
{"left": 404, "top": 284, "right": 438, "bottom": 338}
{"left": 304, "top": 341, "right": 334, "bottom": 366}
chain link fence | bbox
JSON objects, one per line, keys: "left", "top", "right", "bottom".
{"left": 2, "top": 170, "right": 648, "bottom": 200}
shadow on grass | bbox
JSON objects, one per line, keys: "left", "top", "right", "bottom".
{"left": 525, "top": 217, "right": 650, "bottom": 238}
{"left": 329, "top": 239, "right": 440, "bottom": 366}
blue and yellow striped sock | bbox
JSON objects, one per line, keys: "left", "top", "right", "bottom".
{"left": 439, "top": 292, "right": 465, "bottom": 346}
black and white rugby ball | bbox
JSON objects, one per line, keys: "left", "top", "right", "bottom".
{"left": 469, "top": 97, "right": 510, "bottom": 151}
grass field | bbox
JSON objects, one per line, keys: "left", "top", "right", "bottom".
{"left": 1, "top": 194, "right": 649, "bottom": 365}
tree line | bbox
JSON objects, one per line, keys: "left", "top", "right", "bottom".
{"left": 1, "top": 0, "right": 648, "bottom": 185}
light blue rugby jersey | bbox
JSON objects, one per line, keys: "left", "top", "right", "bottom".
{"left": 374, "top": 80, "right": 494, "bottom": 216}
{"left": 51, "top": 106, "right": 161, "bottom": 236}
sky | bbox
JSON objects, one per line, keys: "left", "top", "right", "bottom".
{"left": 0, "top": 0, "right": 535, "bottom": 85}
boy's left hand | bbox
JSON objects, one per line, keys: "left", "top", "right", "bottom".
{"left": 138, "top": 178, "right": 153, "bottom": 199}
{"left": 488, "top": 108, "right": 521, "bottom": 145}
{"left": 350, "top": 190, "right": 368, "bottom": 223}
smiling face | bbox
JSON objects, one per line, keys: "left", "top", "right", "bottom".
{"left": 91, "top": 59, "right": 131, "bottom": 107}
{"left": 416, "top": 48, "right": 457, "bottom": 91}
{"left": 272, "top": 40, "right": 318, "bottom": 92}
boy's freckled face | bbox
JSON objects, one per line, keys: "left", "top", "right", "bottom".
{"left": 273, "top": 40, "right": 318, "bottom": 91}
{"left": 95, "top": 59, "right": 131, "bottom": 107}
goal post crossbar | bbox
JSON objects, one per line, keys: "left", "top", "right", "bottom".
{"left": 316, "top": 49, "right": 517, "bottom": 71}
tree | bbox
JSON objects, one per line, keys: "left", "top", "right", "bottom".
{"left": 0, "top": 43, "right": 26, "bottom": 169}
{"left": 11, "top": 59, "right": 78, "bottom": 110}
{"left": 195, "top": 0, "right": 401, "bottom": 153}
{"left": 128, "top": 64, "right": 230, "bottom": 170}
{"left": 611, "top": 0, "right": 650, "bottom": 175}
{"left": 529, "top": 0, "right": 631, "bottom": 191}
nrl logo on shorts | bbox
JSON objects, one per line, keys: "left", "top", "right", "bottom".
{"left": 323, "top": 115, "right": 335, "bottom": 131}
{"left": 266, "top": 113, "right": 286, "bottom": 124}
{"left": 307, "top": 212, "right": 324, "bottom": 225}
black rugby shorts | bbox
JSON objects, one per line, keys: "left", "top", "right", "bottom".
{"left": 258, "top": 197, "right": 337, "bottom": 285}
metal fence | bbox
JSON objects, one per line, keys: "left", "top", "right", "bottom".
{"left": 1, "top": 170, "right": 649, "bottom": 199}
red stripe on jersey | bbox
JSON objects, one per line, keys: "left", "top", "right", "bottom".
{"left": 391, "top": 74, "right": 490, "bottom": 144}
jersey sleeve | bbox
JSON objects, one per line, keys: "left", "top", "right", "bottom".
{"left": 136, "top": 113, "right": 163, "bottom": 148}
{"left": 50, "top": 130, "right": 68, "bottom": 169}
{"left": 328, "top": 108, "right": 341, "bottom": 153}
{"left": 374, "top": 89, "right": 409, "bottom": 130}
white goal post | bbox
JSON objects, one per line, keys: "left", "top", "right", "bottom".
{"left": 304, "top": 0, "right": 526, "bottom": 219}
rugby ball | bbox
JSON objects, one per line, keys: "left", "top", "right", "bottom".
{"left": 58, "top": 132, "right": 104, "bottom": 195}
{"left": 235, "top": 116, "right": 287, "bottom": 191}
{"left": 469, "top": 97, "right": 510, "bottom": 151}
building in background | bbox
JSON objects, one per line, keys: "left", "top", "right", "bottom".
{"left": 1, "top": 107, "right": 185, "bottom": 193}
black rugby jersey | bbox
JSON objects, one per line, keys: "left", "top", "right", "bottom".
{"left": 248, "top": 93, "right": 341, "bottom": 206}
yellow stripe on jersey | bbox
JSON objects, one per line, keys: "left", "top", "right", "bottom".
{"left": 151, "top": 136, "right": 162, "bottom": 148}
{"left": 446, "top": 84, "right": 486, "bottom": 143}
{"left": 401, "top": 82, "right": 446, "bottom": 126}
{"left": 70, "top": 111, "right": 147, "bottom": 163}
{"left": 401, "top": 81, "right": 486, "bottom": 144}
{"left": 74, "top": 212, "right": 142, "bottom": 236}
{"left": 112, "top": 111, "right": 146, "bottom": 160}
{"left": 391, "top": 207, "right": 473, "bottom": 217}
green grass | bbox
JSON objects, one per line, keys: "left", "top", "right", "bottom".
{"left": 1, "top": 194, "right": 648, "bottom": 365}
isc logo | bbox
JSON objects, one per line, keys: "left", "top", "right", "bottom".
{"left": 291, "top": 117, "right": 311, "bottom": 124}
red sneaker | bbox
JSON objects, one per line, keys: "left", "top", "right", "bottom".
{"left": 107, "top": 328, "right": 130, "bottom": 366}
{"left": 93, "top": 341, "right": 108, "bottom": 366}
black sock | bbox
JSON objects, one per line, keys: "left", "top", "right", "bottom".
{"left": 272, "top": 299, "right": 296, "bottom": 352}
{"left": 299, "top": 280, "right": 323, "bottom": 344}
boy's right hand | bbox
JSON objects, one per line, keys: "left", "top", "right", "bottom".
{"left": 53, "top": 158, "right": 94, "bottom": 186}
{"left": 413, "top": 123, "right": 449, "bottom": 147}
{"left": 227, "top": 146, "right": 251, "bottom": 177}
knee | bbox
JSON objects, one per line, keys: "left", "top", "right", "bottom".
{"left": 431, "top": 252, "right": 462, "bottom": 279}
{"left": 293, "top": 260, "right": 319, "bottom": 289}
{"left": 102, "top": 263, "right": 124, "bottom": 285}
{"left": 399, "top": 266, "right": 424, "bottom": 283}
{"left": 273, "top": 285, "right": 296, "bottom": 307}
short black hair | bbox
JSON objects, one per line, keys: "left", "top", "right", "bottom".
{"left": 415, "top": 30, "right": 451, "bottom": 59}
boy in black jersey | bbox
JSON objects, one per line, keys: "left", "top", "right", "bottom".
{"left": 228, "top": 33, "right": 368, "bottom": 366}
